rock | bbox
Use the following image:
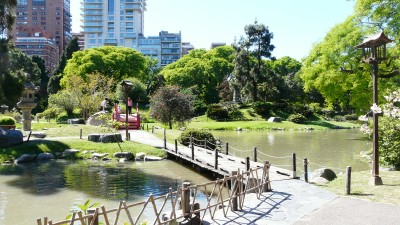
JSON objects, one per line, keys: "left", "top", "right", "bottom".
{"left": 136, "top": 152, "right": 146, "bottom": 159}
{"left": 310, "top": 176, "right": 330, "bottom": 185}
{"left": 2, "top": 161, "right": 13, "bottom": 165}
{"left": 102, "top": 157, "right": 111, "bottom": 161}
{"left": 311, "top": 168, "right": 337, "bottom": 181}
{"left": 88, "top": 134, "right": 101, "bottom": 142}
{"left": 268, "top": 117, "right": 282, "bottom": 122}
{"left": 0, "top": 128, "right": 23, "bottom": 148}
{"left": 32, "top": 132, "right": 46, "bottom": 138}
{"left": 37, "top": 153, "right": 54, "bottom": 161}
{"left": 64, "top": 149, "right": 80, "bottom": 157}
{"left": 82, "top": 150, "right": 88, "bottom": 154}
{"left": 144, "top": 156, "right": 163, "bottom": 161}
{"left": 15, "top": 154, "right": 36, "bottom": 164}
{"left": 114, "top": 152, "right": 134, "bottom": 160}
{"left": 235, "top": 127, "right": 243, "bottom": 131}
{"left": 99, "top": 133, "right": 122, "bottom": 143}
{"left": 92, "top": 153, "right": 108, "bottom": 158}
{"left": 67, "top": 118, "right": 84, "bottom": 124}
{"left": 86, "top": 111, "right": 108, "bottom": 126}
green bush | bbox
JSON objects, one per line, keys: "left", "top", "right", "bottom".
{"left": 228, "top": 110, "right": 244, "bottom": 121}
{"left": 287, "top": 113, "right": 307, "bottom": 124}
{"left": 252, "top": 102, "right": 272, "bottom": 117}
{"left": 0, "top": 116, "right": 16, "bottom": 125}
{"left": 206, "top": 104, "right": 229, "bottom": 121}
{"left": 178, "top": 129, "right": 216, "bottom": 148}
{"left": 271, "top": 101, "right": 289, "bottom": 111}
{"left": 193, "top": 101, "right": 208, "bottom": 116}
{"left": 344, "top": 114, "right": 358, "bottom": 121}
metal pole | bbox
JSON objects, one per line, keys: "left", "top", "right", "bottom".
{"left": 214, "top": 149, "right": 218, "bottom": 169}
{"left": 346, "top": 166, "right": 352, "bottom": 195}
{"left": 292, "top": 153, "right": 297, "bottom": 179}
{"left": 303, "top": 158, "right": 308, "bottom": 183}
{"left": 253, "top": 147, "right": 257, "bottom": 162}
{"left": 125, "top": 92, "right": 129, "bottom": 141}
{"left": 163, "top": 129, "right": 166, "bottom": 149}
{"left": 371, "top": 62, "right": 383, "bottom": 185}
{"left": 246, "top": 157, "right": 250, "bottom": 171}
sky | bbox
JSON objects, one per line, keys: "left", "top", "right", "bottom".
{"left": 71, "top": 0, "right": 355, "bottom": 60}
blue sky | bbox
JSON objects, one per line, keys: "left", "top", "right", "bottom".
{"left": 71, "top": 0, "right": 355, "bottom": 60}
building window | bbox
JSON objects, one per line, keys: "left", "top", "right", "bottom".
{"left": 32, "top": 12, "right": 37, "bottom": 15}
{"left": 108, "top": 0, "right": 115, "bottom": 15}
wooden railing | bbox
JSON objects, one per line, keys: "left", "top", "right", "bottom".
{"left": 36, "top": 161, "right": 271, "bottom": 225}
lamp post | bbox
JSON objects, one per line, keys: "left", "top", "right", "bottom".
{"left": 121, "top": 80, "right": 133, "bottom": 140}
{"left": 356, "top": 31, "right": 392, "bottom": 185}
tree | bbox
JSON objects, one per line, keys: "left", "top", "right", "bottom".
{"left": 232, "top": 20, "right": 275, "bottom": 102}
{"left": 0, "top": 49, "right": 41, "bottom": 108}
{"left": 63, "top": 73, "right": 115, "bottom": 120}
{"left": 116, "top": 77, "right": 147, "bottom": 103}
{"left": 300, "top": 16, "right": 371, "bottom": 113}
{"left": 48, "top": 36, "right": 80, "bottom": 94}
{"left": 0, "top": 0, "right": 17, "bottom": 74}
{"left": 161, "top": 46, "right": 234, "bottom": 104}
{"left": 150, "top": 85, "right": 193, "bottom": 129}
{"left": 48, "top": 90, "right": 77, "bottom": 116}
{"left": 62, "top": 46, "right": 147, "bottom": 86}
{"left": 144, "top": 57, "right": 163, "bottom": 96}
{"left": 32, "top": 55, "right": 49, "bottom": 113}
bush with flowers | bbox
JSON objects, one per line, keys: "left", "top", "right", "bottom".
{"left": 361, "top": 90, "right": 400, "bottom": 170}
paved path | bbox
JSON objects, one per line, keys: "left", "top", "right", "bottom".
{"left": 128, "top": 130, "right": 400, "bottom": 225}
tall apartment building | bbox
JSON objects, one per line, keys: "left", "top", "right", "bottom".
{"left": 81, "top": 0, "right": 181, "bottom": 67}
{"left": 13, "top": 0, "right": 72, "bottom": 56}
{"left": 81, "top": 0, "right": 146, "bottom": 49}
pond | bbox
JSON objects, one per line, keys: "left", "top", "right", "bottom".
{"left": 0, "top": 160, "right": 212, "bottom": 225}
{"left": 211, "top": 129, "right": 370, "bottom": 172}
{"left": 0, "top": 129, "right": 370, "bottom": 224}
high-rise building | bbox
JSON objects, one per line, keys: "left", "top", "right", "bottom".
{"left": 160, "top": 31, "right": 181, "bottom": 66}
{"left": 182, "top": 42, "right": 194, "bottom": 56}
{"left": 15, "top": 28, "right": 59, "bottom": 73}
{"left": 211, "top": 42, "right": 226, "bottom": 49}
{"left": 13, "top": 0, "right": 72, "bottom": 56}
{"left": 81, "top": 0, "right": 146, "bottom": 49}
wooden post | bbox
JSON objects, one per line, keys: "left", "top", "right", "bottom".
{"left": 246, "top": 156, "right": 250, "bottom": 171}
{"left": 175, "top": 139, "right": 178, "bottom": 153}
{"left": 87, "top": 208, "right": 99, "bottom": 225}
{"left": 26, "top": 130, "right": 32, "bottom": 142}
{"left": 191, "top": 142, "right": 195, "bottom": 160}
{"left": 263, "top": 161, "right": 272, "bottom": 192}
{"left": 152, "top": 126, "right": 154, "bottom": 133}
{"left": 163, "top": 129, "right": 166, "bottom": 149}
{"left": 253, "top": 147, "right": 257, "bottom": 162}
{"left": 292, "top": 153, "right": 297, "bottom": 179}
{"left": 214, "top": 149, "right": 218, "bottom": 169}
{"left": 127, "top": 133, "right": 130, "bottom": 141}
{"left": 146, "top": 124, "right": 149, "bottom": 131}
{"left": 204, "top": 138, "right": 207, "bottom": 149}
{"left": 182, "top": 182, "right": 191, "bottom": 216}
{"left": 80, "top": 129, "right": 82, "bottom": 139}
{"left": 225, "top": 142, "right": 229, "bottom": 155}
{"left": 231, "top": 171, "right": 238, "bottom": 211}
{"left": 346, "top": 166, "right": 352, "bottom": 195}
{"left": 303, "top": 158, "right": 308, "bottom": 183}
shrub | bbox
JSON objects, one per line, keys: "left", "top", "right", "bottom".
{"left": 252, "top": 102, "right": 272, "bottom": 117}
{"left": 309, "top": 103, "right": 323, "bottom": 114}
{"left": 228, "top": 110, "right": 244, "bottom": 121}
{"left": 0, "top": 116, "right": 16, "bottom": 125}
{"left": 344, "top": 114, "right": 358, "bottom": 121}
{"left": 193, "top": 101, "right": 208, "bottom": 116}
{"left": 178, "top": 129, "right": 216, "bottom": 148}
{"left": 287, "top": 113, "right": 307, "bottom": 124}
{"left": 206, "top": 104, "right": 229, "bottom": 121}
{"left": 271, "top": 101, "right": 289, "bottom": 111}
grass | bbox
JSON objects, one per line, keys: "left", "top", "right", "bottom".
{"left": 1, "top": 121, "right": 166, "bottom": 162}
{"left": 318, "top": 170, "right": 400, "bottom": 206}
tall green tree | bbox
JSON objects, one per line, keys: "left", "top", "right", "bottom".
{"left": 0, "top": 0, "right": 17, "bottom": 73}
{"left": 150, "top": 85, "right": 193, "bottom": 129}
{"left": 233, "top": 20, "right": 275, "bottom": 102}
{"left": 32, "top": 55, "right": 49, "bottom": 113}
{"left": 161, "top": 46, "right": 234, "bottom": 104}
{"left": 300, "top": 16, "right": 370, "bottom": 113}
{"left": 62, "top": 46, "right": 146, "bottom": 87}
{"left": 48, "top": 36, "right": 80, "bottom": 94}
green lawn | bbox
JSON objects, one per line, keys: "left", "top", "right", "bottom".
{"left": 319, "top": 170, "right": 400, "bottom": 207}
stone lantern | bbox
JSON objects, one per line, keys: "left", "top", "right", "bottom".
{"left": 17, "top": 77, "right": 38, "bottom": 131}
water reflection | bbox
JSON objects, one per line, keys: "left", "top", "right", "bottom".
{"left": 212, "top": 129, "right": 370, "bottom": 172}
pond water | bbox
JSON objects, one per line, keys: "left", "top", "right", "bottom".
{"left": 0, "top": 129, "right": 370, "bottom": 224}
{"left": 0, "top": 160, "right": 212, "bottom": 225}
{"left": 211, "top": 129, "right": 371, "bottom": 172}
